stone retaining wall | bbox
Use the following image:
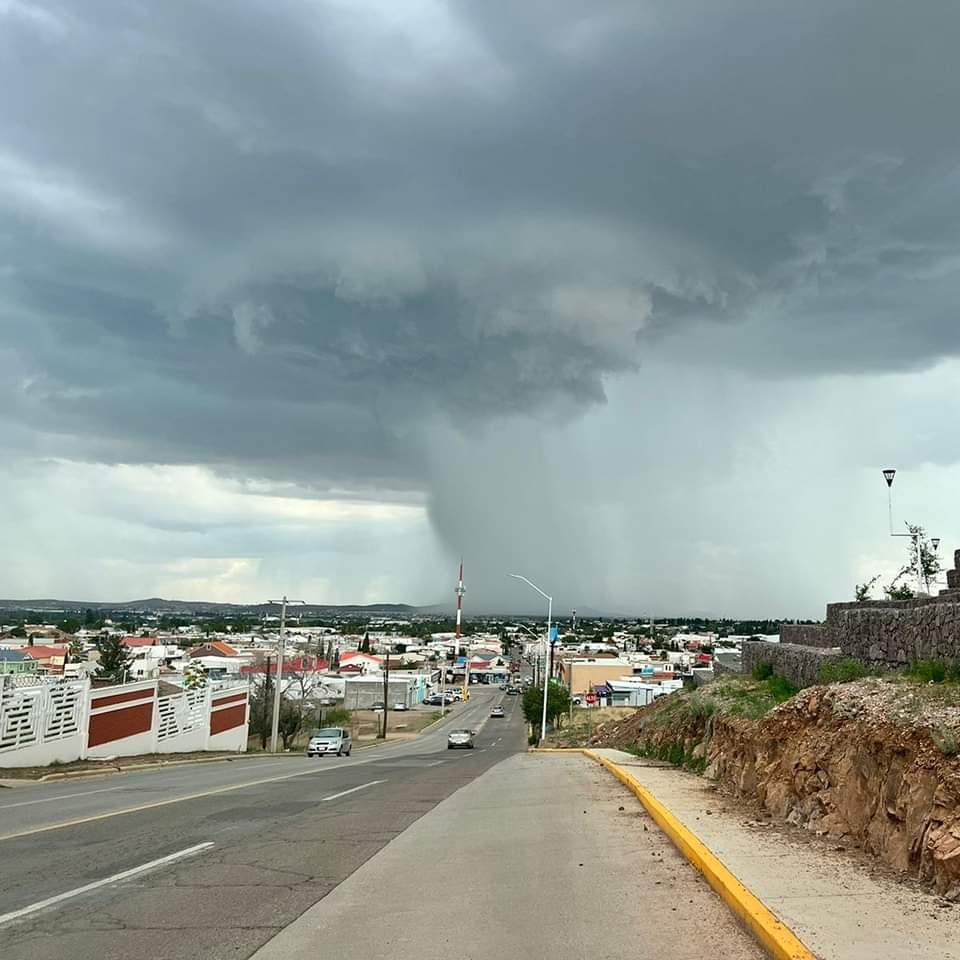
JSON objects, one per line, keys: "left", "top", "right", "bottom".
{"left": 778, "top": 623, "right": 834, "bottom": 648}
{"left": 824, "top": 598, "right": 960, "bottom": 665}
{"left": 741, "top": 641, "right": 844, "bottom": 689}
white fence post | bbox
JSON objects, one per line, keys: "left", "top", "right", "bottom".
{"left": 79, "top": 676, "right": 91, "bottom": 761}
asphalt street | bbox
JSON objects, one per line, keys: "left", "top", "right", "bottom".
{"left": 0, "top": 686, "right": 523, "bottom": 960}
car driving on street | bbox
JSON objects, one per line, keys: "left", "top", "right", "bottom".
{"left": 447, "top": 729, "right": 475, "bottom": 749}
{"left": 490, "top": 706, "right": 505, "bottom": 718}
{"left": 306, "top": 727, "right": 352, "bottom": 757}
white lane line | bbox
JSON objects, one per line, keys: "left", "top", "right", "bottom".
{"left": 426, "top": 760, "right": 446, "bottom": 767}
{"left": 320, "top": 780, "right": 385, "bottom": 802}
{"left": 0, "top": 758, "right": 383, "bottom": 842}
{"left": 0, "top": 841, "right": 214, "bottom": 927}
{"left": 0, "top": 786, "right": 125, "bottom": 810}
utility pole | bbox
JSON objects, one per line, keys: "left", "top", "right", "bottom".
{"left": 261, "top": 655, "right": 272, "bottom": 750}
{"left": 440, "top": 651, "right": 446, "bottom": 718}
{"left": 379, "top": 643, "right": 390, "bottom": 739}
{"left": 268, "top": 597, "right": 305, "bottom": 753}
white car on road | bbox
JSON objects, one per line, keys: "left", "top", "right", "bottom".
{"left": 307, "top": 727, "right": 352, "bottom": 757}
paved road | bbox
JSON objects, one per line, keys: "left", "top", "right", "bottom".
{"left": 252, "top": 752, "right": 765, "bottom": 960}
{"left": 1, "top": 693, "right": 765, "bottom": 960}
{"left": 0, "top": 687, "right": 522, "bottom": 960}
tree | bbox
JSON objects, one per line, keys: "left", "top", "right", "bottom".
{"left": 183, "top": 660, "right": 207, "bottom": 689}
{"left": 881, "top": 524, "right": 942, "bottom": 599}
{"left": 855, "top": 575, "right": 881, "bottom": 602}
{"left": 95, "top": 635, "right": 132, "bottom": 684}
{"left": 278, "top": 697, "right": 305, "bottom": 750}
{"left": 522, "top": 683, "right": 572, "bottom": 740}
{"left": 83, "top": 608, "right": 98, "bottom": 627}
{"left": 360, "top": 631, "right": 371, "bottom": 653}
{"left": 67, "top": 637, "right": 86, "bottom": 663}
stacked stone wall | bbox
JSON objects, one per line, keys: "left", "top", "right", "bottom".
{"left": 741, "top": 641, "right": 844, "bottom": 689}
{"left": 779, "top": 624, "right": 835, "bottom": 648}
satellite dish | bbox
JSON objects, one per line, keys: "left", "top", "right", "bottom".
{"left": 882, "top": 468, "right": 896, "bottom": 487}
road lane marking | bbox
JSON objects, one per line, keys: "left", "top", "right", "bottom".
{"left": 0, "top": 692, "right": 510, "bottom": 842}
{"left": 0, "top": 786, "right": 125, "bottom": 810}
{"left": 0, "top": 758, "right": 382, "bottom": 842}
{"left": 0, "top": 841, "right": 214, "bottom": 927}
{"left": 320, "top": 780, "right": 385, "bottom": 802}
{"left": 426, "top": 760, "right": 446, "bottom": 767}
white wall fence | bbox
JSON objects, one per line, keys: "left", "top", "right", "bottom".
{"left": 0, "top": 675, "right": 250, "bottom": 768}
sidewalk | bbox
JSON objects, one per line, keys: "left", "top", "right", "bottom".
{"left": 592, "top": 748, "right": 959, "bottom": 960}
{"left": 251, "top": 752, "right": 764, "bottom": 960}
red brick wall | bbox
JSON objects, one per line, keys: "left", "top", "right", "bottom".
{"left": 87, "top": 703, "right": 154, "bottom": 747}
{"left": 210, "top": 703, "right": 246, "bottom": 735}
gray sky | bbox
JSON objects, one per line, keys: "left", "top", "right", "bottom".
{"left": 2, "top": 0, "right": 959, "bottom": 617}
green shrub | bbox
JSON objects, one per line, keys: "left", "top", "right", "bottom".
{"left": 752, "top": 662, "right": 774, "bottom": 681}
{"left": 766, "top": 674, "right": 798, "bottom": 702}
{"left": 684, "top": 753, "right": 707, "bottom": 774}
{"left": 687, "top": 696, "right": 716, "bottom": 719}
{"left": 931, "top": 726, "right": 959, "bottom": 757}
{"left": 322, "top": 707, "right": 352, "bottom": 726}
{"left": 909, "top": 659, "right": 948, "bottom": 684}
{"left": 819, "top": 658, "right": 868, "bottom": 684}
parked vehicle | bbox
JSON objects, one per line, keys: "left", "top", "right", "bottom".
{"left": 393, "top": 702, "right": 409, "bottom": 711}
{"left": 447, "top": 729, "right": 475, "bottom": 749}
{"left": 307, "top": 727, "right": 352, "bottom": 757}
{"left": 490, "top": 706, "right": 505, "bottom": 718}
{"left": 372, "top": 702, "right": 385, "bottom": 712}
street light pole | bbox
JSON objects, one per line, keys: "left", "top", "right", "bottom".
{"left": 882, "top": 470, "right": 926, "bottom": 595}
{"left": 268, "top": 597, "right": 305, "bottom": 753}
{"left": 509, "top": 574, "right": 553, "bottom": 744}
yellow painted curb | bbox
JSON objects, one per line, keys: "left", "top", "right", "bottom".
{"left": 576, "top": 749, "right": 815, "bottom": 960}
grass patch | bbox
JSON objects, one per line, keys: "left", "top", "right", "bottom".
{"left": 931, "top": 725, "right": 960, "bottom": 757}
{"left": 907, "top": 659, "right": 960, "bottom": 684}
{"left": 687, "top": 694, "right": 716, "bottom": 719}
{"left": 766, "top": 674, "right": 798, "bottom": 702}
{"left": 819, "top": 658, "right": 869, "bottom": 684}
{"left": 629, "top": 738, "right": 708, "bottom": 773}
{"left": 752, "top": 662, "right": 774, "bottom": 681}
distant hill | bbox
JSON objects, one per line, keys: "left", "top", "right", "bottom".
{"left": 0, "top": 597, "right": 423, "bottom": 617}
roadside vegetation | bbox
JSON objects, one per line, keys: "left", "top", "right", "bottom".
{"left": 565, "top": 653, "right": 960, "bottom": 763}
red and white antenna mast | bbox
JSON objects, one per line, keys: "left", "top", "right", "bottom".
{"left": 454, "top": 559, "right": 465, "bottom": 658}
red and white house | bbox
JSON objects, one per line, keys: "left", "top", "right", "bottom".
{"left": 338, "top": 651, "right": 383, "bottom": 674}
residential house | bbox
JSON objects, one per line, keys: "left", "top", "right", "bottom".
{"left": 21, "top": 645, "right": 68, "bottom": 673}
{"left": 187, "top": 640, "right": 240, "bottom": 659}
{"left": 338, "top": 651, "right": 383, "bottom": 674}
{"left": 0, "top": 648, "right": 37, "bottom": 675}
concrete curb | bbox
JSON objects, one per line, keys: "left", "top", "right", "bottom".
{"left": 535, "top": 748, "right": 815, "bottom": 960}
{"left": 5, "top": 753, "right": 282, "bottom": 784}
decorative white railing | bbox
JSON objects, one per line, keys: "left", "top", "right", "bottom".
{"left": 156, "top": 687, "right": 207, "bottom": 741}
{"left": 0, "top": 678, "right": 87, "bottom": 753}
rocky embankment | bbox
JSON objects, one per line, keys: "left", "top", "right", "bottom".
{"left": 589, "top": 677, "right": 960, "bottom": 898}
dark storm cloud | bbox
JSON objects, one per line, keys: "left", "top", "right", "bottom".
{"left": 3, "top": 0, "right": 960, "bottom": 491}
